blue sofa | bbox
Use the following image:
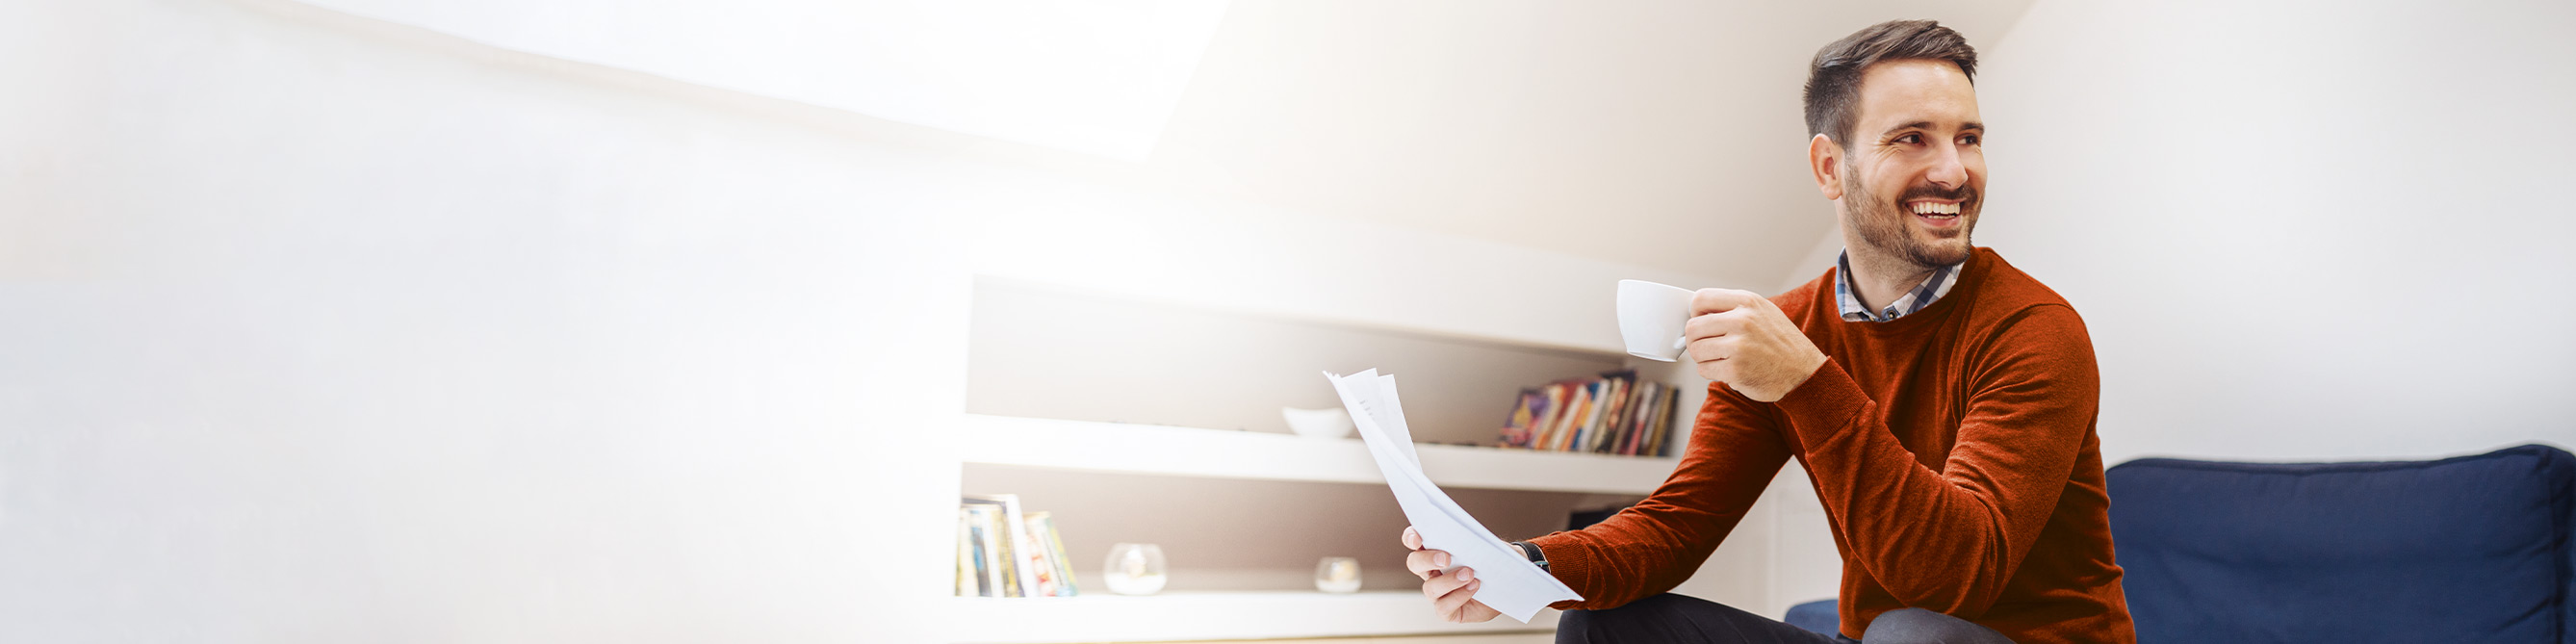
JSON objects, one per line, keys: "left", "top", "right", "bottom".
{"left": 1784, "top": 444, "right": 2576, "bottom": 642}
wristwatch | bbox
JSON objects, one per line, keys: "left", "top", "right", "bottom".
{"left": 1510, "top": 541, "right": 1550, "bottom": 571}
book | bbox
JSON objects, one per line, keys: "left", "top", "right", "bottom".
{"left": 1647, "top": 384, "right": 1679, "bottom": 456}
{"left": 1029, "top": 512, "right": 1080, "bottom": 596}
{"left": 962, "top": 504, "right": 1008, "bottom": 597}
{"left": 1617, "top": 381, "right": 1637, "bottom": 458}
{"left": 1555, "top": 382, "right": 1593, "bottom": 451}
{"left": 1019, "top": 512, "right": 1060, "bottom": 597}
{"left": 956, "top": 507, "right": 979, "bottom": 596}
{"left": 1536, "top": 384, "right": 1571, "bottom": 450}
{"left": 1592, "top": 374, "right": 1631, "bottom": 453}
{"left": 1499, "top": 389, "right": 1548, "bottom": 449}
{"left": 1574, "top": 380, "right": 1604, "bottom": 452}
{"left": 962, "top": 495, "right": 1038, "bottom": 597}
{"left": 1620, "top": 381, "right": 1659, "bottom": 455}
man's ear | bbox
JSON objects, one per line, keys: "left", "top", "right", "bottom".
{"left": 1809, "top": 133, "right": 1844, "bottom": 201}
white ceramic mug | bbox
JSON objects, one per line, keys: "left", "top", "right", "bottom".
{"left": 1617, "top": 279, "right": 1696, "bottom": 362}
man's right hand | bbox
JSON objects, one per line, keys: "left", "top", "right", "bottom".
{"left": 1402, "top": 526, "right": 1501, "bottom": 623}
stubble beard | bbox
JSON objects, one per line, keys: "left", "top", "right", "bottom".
{"left": 1842, "top": 167, "right": 1977, "bottom": 270}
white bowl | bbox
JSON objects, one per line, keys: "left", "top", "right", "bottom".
{"left": 1281, "top": 406, "right": 1355, "bottom": 439}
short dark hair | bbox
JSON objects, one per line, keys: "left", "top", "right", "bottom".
{"left": 1802, "top": 19, "right": 1978, "bottom": 147}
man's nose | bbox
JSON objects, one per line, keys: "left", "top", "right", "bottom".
{"left": 1926, "top": 142, "right": 1968, "bottom": 189}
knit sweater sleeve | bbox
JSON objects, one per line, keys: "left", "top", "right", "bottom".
{"left": 1772, "top": 304, "right": 2099, "bottom": 617}
{"left": 1525, "top": 385, "right": 1791, "bottom": 610}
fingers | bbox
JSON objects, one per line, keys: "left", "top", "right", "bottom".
{"left": 1687, "top": 335, "right": 1737, "bottom": 364}
{"left": 1428, "top": 567, "right": 1482, "bottom": 621}
{"left": 1683, "top": 308, "right": 1756, "bottom": 344}
{"left": 1420, "top": 565, "right": 1471, "bottom": 600}
{"left": 1401, "top": 526, "right": 1421, "bottom": 551}
{"left": 1693, "top": 342, "right": 1740, "bottom": 385}
{"left": 1690, "top": 288, "right": 1765, "bottom": 316}
{"left": 1406, "top": 548, "right": 1452, "bottom": 580}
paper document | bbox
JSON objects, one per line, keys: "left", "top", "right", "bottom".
{"left": 1325, "top": 370, "right": 1582, "bottom": 622}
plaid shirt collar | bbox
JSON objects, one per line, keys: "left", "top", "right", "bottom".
{"left": 1835, "top": 250, "right": 1965, "bottom": 322}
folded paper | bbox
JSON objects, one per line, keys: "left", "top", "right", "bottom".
{"left": 1325, "top": 370, "right": 1582, "bottom": 622}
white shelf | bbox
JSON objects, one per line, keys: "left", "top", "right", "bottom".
{"left": 948, "top": 591, "right": 1558, "bottom": 643}
{"left": 959, "top": 414, "right": 1680, "bottom": 496}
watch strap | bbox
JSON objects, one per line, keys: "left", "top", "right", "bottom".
{"left": 1510, "top": 540, "right": 1550, "bottom": 571}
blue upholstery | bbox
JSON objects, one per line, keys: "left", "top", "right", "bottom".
{"left": 1786, "top": 598, "right": 1840, "bottom": 635}
{"left": 2108, "top": 444, "right": 2574, "bottom": 643}
{"left": 1779, "top": 445, "right": 2575, "bottom": 643}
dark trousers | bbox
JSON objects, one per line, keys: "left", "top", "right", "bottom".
{"left": 1556, "top": 594, "right": 2015, "bottom": 644}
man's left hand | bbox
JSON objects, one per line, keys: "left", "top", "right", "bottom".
{"left": 1685, "top": 289, "right": 1830, "bottom": 402}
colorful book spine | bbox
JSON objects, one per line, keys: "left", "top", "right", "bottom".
{"left": 1496, "top": 370, "right": 1681, "bottom": 457}
{"left": 957, "top": 498, "right": 1080, "bottom": 598}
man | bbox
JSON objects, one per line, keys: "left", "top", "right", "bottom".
{"left": 1401, "top": 20, "right": 2134, "bottom": 644}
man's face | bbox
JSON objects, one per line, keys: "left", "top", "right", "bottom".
{"left": 1836, "top": 59, "right": 1986, "bottom": 269}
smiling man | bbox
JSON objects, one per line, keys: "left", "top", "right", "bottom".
{"left": 1400, "top": 20, "right": 2135, "bottom": 644}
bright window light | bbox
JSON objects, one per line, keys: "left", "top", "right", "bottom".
{"left": 302, "top": 0, "right": 1233, "bottom": 161}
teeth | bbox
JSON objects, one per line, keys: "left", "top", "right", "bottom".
{"left": 1911, "top": 201, "right": 1961, "bottom": 216}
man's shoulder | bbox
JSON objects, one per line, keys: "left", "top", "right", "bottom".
{"left": 1961, "top": 248, "right": 2098, "bottom": 361}
{"left": 1965, "top": 247, "right": 2079, "bottom": 321}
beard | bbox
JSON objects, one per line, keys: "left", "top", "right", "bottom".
{"left": 1842, "top": 167, "right": 1978, "bottom": 269}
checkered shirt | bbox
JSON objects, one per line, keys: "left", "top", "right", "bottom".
{"left": 1834, "top": 250, "right": 1965, "bottom": 322}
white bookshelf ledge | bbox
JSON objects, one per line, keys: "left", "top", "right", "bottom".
{"left": 948, "top": 591, "right": 1559, "bottom": 643}
{"left": 958, "top": 414, "right": 1680, "bottom": 496}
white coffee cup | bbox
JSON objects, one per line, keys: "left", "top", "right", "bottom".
{"left": 1617, "top": 279, "right": 1696, "bottom": 362}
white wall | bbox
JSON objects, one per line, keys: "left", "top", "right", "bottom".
{"left": 0, "top": 0, "right": 980, "bottom": 640}
{"left": 1965, "top": 0, "right": 2576, "bottom": 463}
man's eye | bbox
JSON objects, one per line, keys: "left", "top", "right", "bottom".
{"left": 1895, "top": 134, "right": 1921, "bottom": 144}
{"left": 1961, "top": 134, "right": 1982, "bottom": 145}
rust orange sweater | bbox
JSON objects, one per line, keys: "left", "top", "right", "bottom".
{"left": 1531, "top": 248, "right": 2134, "bottom": 643}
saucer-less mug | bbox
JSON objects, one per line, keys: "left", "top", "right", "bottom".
{"left": 1616, "top": 279, "right": 1696, "bottom": 362}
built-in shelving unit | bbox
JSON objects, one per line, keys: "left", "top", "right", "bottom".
{"left": 960, "top": 414, "right": 1679, "bottom": 496}
{"left": 947, "top": 275, "right": 1705, "bottom": 643}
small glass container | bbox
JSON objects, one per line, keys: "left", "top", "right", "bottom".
{"left": 1314, "top": 555, "right": 1362, "bottom": 593}
{"left": 1101, "top": 543, "right": 1168, "bottom": 596}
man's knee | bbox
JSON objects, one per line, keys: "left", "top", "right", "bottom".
{"left": 1558, "top": 594, "right": 1804, "bottom": 644}
{"left": 1556, "top": 594, "right": 1694, "bottom": 644}
{"left": 1861, "top": 607, "right": 2013, "bottom": 644}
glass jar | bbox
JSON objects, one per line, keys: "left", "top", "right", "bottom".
{"left": 1314, "top": 556, "right": 1362, "bottom": 593}
{"left": 1101, "top": 543, "right": 1168, "bottom": 596}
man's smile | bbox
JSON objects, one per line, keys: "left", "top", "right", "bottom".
{"left": 1907, "top": 198, "right": 1965, "bottom": 227}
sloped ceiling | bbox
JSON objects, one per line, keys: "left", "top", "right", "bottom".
{"left": 285, "top": 0, "right": 2033, "bottom": 286}
{"left": 1146, "top": 1, "right": 2035, "bottom": 285}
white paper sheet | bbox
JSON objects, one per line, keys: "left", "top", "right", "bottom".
{"left": 1325, "top": 370, "right": 1581, "bottom": 623}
